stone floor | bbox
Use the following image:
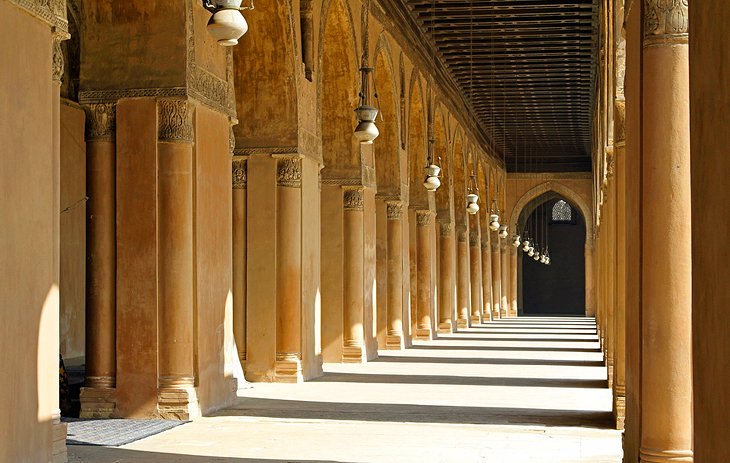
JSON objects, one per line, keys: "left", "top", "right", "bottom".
{"left": 69, "top": 317, "right": 623, "bottom": 463}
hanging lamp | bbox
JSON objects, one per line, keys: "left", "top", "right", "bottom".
{"left": 204, "top": 0, "right": 253, "bottom": 46}
{"left": 353, "top": 5, "right": 379, "bottom": 145}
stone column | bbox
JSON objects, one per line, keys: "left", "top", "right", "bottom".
{"left": 585, "top": 243, "right": 595, "bottom": 317}
{"left": 455, "top": 225, "right": 470, "bottom": 329}
{"left": 481, "top": 237, "right": 493, "bottom": 321}
{"left": 415, "top": 210, "right": 434, "bottom": 340}
{"left": 342, "top": 187, "right": 366, "bottom": 362}
{"left": 156, "top": 99, "right": 197, "bottom": 419}
{"left": 80, "top": 102, "right": 117, "bottom": 418}
{"left": 469, "top": 228, "right": 483, "bottom": 325}
{"left": 614, "top": 106, "right": 627, "bottom": 429}
{"left": 500, "top": 242, "right": 509, "bottom": 318}
{"left": 232, "top": 157, "right": 247, "bottom": 365}
{"left": 438, "top": 221, "right": 455, "bottom": 333}
{"left": 640, "top": 1, "right": 692, "bottom": 460}
{"left": 509, "top": 246, "right": 518, "bottom": 317}
{"left": 606, "top": 157, "right": 616, "bottom": 390}
{"left": 386, "top": 201, "right": 405, "bottom": 348}
{"left": 491, "top": 238, "right": 502, "bottom": 319}
{"left": 275, "top": 157, "right": 304, "bottom": 381}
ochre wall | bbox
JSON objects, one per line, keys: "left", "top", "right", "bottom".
{"left": 60, "top": 101, "right": 87, "bottom": 363}
{"left": 690, "top": 0, "right": 730, "bottom": 460}
{"left": 0, "top": 3, "right": 58, "bottom": 461}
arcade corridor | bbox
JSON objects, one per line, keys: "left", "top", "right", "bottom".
{"left": 69, "top": 317, "right": 622, "bottom": 462}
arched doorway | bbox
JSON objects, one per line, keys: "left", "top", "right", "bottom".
{"left": 518, "top": 195, "right": 586, "bottom": 315}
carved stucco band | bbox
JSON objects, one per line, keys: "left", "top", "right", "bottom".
{"left": 440, "top": 222, "right": 453, "bottom": 237}
{"left": 232, "top": 159, "right": 247, "bottom": 189}
{"left": 85, "top": 103, "right": 116, "bottom": 141}
{"left": 416, "top": 210, "right": 434, "bottom": 227}
{"left": 343, "top": 188, "right": 365, "bottom": 211}
{"left": 158, "top": 99, "right": 194, "bottom": 143}
{"left": 386, "top": 201, "right": 403, "bottom": 220}
{"left": 277, "top": 158, "right": 302, "bottom": 188}
{"left": 643, "top": 0, "right": 688, "bottom": 44}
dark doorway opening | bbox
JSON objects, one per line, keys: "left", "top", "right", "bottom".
{"left": 519, "top": 196, "right": 586, "bottom": 316}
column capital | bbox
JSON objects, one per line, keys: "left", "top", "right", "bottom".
{"left": 158, "top": 99, "right": 194, "bottom": 143}
{"left": 386, "top": 200, "right": 404, "bottom": 220}
{"left": 85, "top": 103, "right": 117, "bottom": 141}
{"left": 456, "top": 225, "right": 468, "bottom": 243}
{"left": 232, "top": 158, "right": 247, "bottom": 189}
{"left": 343, "top": 187, "right": 365, "bottom": 211}
{"left": 469, "top": 230, "right": 480, "bottom": 247}
{"left": 277, "top": 157, "right": 302, "bottom": 188}
{"left": 416, "top": 210, "right": 435, "bottom": 227}
{"left": 643, "top": 0, "right": 688, "bottom": 45}
{"left": 439, "top": 221, "right": 453, "bottom": 237}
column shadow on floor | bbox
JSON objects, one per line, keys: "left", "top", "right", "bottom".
{"left": 410, "top": 344, "right": 603, "bottom": 353}
{"left": 217, "top": 397, "right": 614, "bottom": 429}
{"left": 311, "top": 372, "right": 607, "bottom": 388}
{"left": 68, "top": 447, "right": 351, "bottom": 463}
{"left": 373, "top": 355, "right": 606, "bottom": 367}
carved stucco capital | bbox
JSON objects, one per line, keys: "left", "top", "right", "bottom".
{"left": 469, "top": 230, "right": 480, "bottom": 247}
{"left": 386, "top": 201, "right": 404, "bottom": 220}
{"left": 232, "top": 158, "right": 247, "bottom": 189}
{"left": 416, "top": 210, "right": 434, "bottom": 227}
{"left": 343, "top": 188, "right": 364, "bottom": 211}
{"left": 85, "top": 103, "right": 116, "bottom": 141}
{"left": 456, "top": 226, "right": 468, "bottom": 243}
{"left": 439, "top": 221, "right": 453, "bottom": 237}
{"left": 644, "top": 0, "right": 688, "bottom": 44}
{"left": 277, "top": 158, "right": 302, "bottom": 188}
{"left": 158, "top": 99, "right": 194, "bottom": 143}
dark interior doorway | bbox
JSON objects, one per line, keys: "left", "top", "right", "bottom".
{"left": 520, "top": 196, "right": 586, "bottom": 316}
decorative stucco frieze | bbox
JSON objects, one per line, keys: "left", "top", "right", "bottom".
{"left": 85, "top": 103, "right": 116, "bottom": 141}
{"left": 158, "top": 99, "right": 194, "bottom": 143}
{"left": 8, "top": 0, "right": 69, "bottom": 36}
{"left": 644, "top": 0, "right": 688, "bottom": 42}
{"left": 277, "top": 158, "right": 302, "bottom": 188}
{"left": 232, "top": 159, "right": 247, "bottom": 189}
{"left": 343, "top": 188, "right": 365, "bottom": 211}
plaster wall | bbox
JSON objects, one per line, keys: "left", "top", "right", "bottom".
{"left": 0, "top": 3, "right": 57, "bottom": 461}
{"left": 60, "top": 101, "right": 87, "bottom": 363}
{"left": 690, "top": 0, "right": 730, "bottom": 459}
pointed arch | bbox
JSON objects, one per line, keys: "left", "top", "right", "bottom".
{"left": 408, "top": 74, "right": 428, "bottom": 207}
{"left": 373, "top": 34, "right": 401, "bottom": 195}
{"left": 452, "top": 128, "right": 467, "bottom": 226}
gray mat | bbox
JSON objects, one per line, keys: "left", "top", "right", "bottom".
{"left": 63, "top": 418, "right": 188, "bottom": 446}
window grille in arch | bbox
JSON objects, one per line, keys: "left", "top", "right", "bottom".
{"left": 552, "top": 200, "right": 572, "bottom": 223}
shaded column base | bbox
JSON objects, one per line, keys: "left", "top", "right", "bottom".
{"left": 79, "top": 387, "right": 117, "bottom": 418}
{"left": 437, "top": 320, "right": 454, "bottom": 334}
{"left": 456, "top": 318, "right": 469, "bottom": 329}
{"left": 613, "top": 384, "right": 626, "bottom": 430}
{"left": 414, "top": 327, "right": 433, "bottom": 341}
{"left": 275, "top": 354, "right": 304, "bottom": 383}
{"left": 52, "top": 411, "right": 67, "bottom": 463}
{"left": 342, "top": 343, "right": 366, "bottom": 363}
{"left": 385, "top": 332, "right": 404, "bottom": 350}
{"left": 639, "top": 448, "right": 693, "bottom": 463}
{"left": 471, "top": 314, "right": 482, "bottom": 325}
{"left": 157, "top": 383, "right": 200, "bottom": 420}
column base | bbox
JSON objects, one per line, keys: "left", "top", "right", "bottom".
{"left": 607, "top": 360, "right": 614, "bottom": 389}
{"left": 437, "top": 320, "right": 454, "bottom": 334}
{"left": 613, "top": 385, "right": 626, "bottom": 430}
{"left": 275, "top": 354, "right": 304, "bottom": 383}
{"left": 385, "top": 332, "right": 404, "bottom": 350}
{"left": 414, "top": 327, "right": 432, "bottom": 341}
{"left": 456, "top": 318, "right": 469, "bottom": 329}
{"left": 639, "top": 448, "right": 693, "bottom": 463}
{"left": 157, "top": 385, "right": 200, "bottom": 420}
{"left": 342, "top": 344, "right": 366, "bottom": 363}
{"left": 52, "top": 411, "right": 67, "bottom": 463}
{"left": 79, "top": 387, "right": 117, "bottom": 418}
{"left": 471, "top": 314, "right": 482, "bottom": 325}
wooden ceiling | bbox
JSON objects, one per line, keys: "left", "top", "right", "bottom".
{"left": 402, "top": 0, "right": 597, "bottom": 172}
